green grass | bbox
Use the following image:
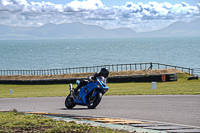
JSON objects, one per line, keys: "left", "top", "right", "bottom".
{"left": 0, "top": 111, "right": 126, "bottom": 133}
{"left": 106, "top": 73, "right": 200, "bottom": 95}
{"left": 0, "top": 84, "right": 68, "bottom": 98}
{"left": 0, "top": 74, "right": 199, "bottom": 98}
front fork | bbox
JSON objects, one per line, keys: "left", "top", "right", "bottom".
{"left": 92, "top": 89, "right": 100, "bottom": 97}
{"left": 69, "top": 84, "right": 75, "bottom": 99}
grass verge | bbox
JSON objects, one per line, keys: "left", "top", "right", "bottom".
{"left": 107, "top": 73, "right": 200, "bottom": 95}
{"left": 0, "top": 73, "right": 199, "bottom": 98}
{"left": 0, "top": 69, "right": 185, "bottom": 80}
{"left": 0, "top": 110, "right": 126, "bottom": 133}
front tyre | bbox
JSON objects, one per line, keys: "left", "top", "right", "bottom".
{"left": 87, "top": 93, "right": 102, "bottom": 109}
{"left": 65, "top": 94, "right": 76, "bottom": 109}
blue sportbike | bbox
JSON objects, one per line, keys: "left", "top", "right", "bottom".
{"left": 65, "top": 78, "right": 109, "bottom": 109}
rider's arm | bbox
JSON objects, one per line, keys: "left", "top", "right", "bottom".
{"left": 88, "top": 72, "right": 99, "bottom": 82}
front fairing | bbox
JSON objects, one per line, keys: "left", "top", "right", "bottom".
{"left": 95, "top": 78, "right": 109, "bottom": 95}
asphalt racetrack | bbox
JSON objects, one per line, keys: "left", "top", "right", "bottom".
{"left": 1, "top": 95, "right": 200, "bottom": 127}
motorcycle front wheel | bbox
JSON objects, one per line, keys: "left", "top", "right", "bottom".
{"left": 87, "top": 93, "right": 102, "bottom": 109}
{"left": 65, "top": 94, "right": 76, "bottom": 109}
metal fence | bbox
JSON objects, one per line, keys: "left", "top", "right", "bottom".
{"left": 0, "top": 63, "right": 194, "bottom": 76}
{"left": 193, "top": 68, "right": 200, "bottom": 76}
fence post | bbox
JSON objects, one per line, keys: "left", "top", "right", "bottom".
{"left": 135, "top": 64, "right": 137, "bottom": 70}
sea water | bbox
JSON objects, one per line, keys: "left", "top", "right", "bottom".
{"left": 0, "top": 37, "right": 199, "bottom": 70}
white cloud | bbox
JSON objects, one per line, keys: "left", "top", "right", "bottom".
{"left": 66, "top": 0, "right": 104, "bottom": 11}
{"left": 0, "top": 0, "right": 199, "bottom": 32}
{"left": 196, "top": 3, "right": 200, "bottom": 11}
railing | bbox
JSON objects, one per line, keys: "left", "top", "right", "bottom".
{"left": 0, "top": 63, "right": 194, "bottom": 76}
{"left": 193, "top": 68, "right": 200, "bottom": 76}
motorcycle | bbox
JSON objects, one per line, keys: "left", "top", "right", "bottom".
{"left": 65, "top": 78, "right": 109, "bottom": 109}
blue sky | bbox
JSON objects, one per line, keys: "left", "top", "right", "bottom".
{"left": 26, "top": 0, "right": 199, "bottom": 6}
{"left": 0, "top": 0, "right": 200, "bottom": 32}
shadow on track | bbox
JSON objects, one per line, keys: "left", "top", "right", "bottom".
{"left": 59, "top": 108, "right": 93, "bottom": 110}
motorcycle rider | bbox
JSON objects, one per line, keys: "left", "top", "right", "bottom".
{"left": 73, "top": 68, "right": 109, "bottom": 95}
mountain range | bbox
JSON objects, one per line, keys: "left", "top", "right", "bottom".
{"left": 0, "top": 19, "right": 200, "bottom": 40}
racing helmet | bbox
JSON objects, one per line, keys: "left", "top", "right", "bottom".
{"left": 100, "top": 68, "right": 109, "bottom": 78}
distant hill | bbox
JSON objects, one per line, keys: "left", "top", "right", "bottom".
{"left": 24, "top": 22, "right": 137, "bottom": 39}
{"left": 139, "top": 19, "right": 200, "bottom": 37}
{"left": 0, "top": 24, "right": 35, "bottom": 40}
{"left": 0, "top": 19, "right": 200, "bottom": 40}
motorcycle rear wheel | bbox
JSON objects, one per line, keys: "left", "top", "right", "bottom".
{"left": 87, "top": 93, "right": 102, "bottom": 109}
{"left": 65, "top": 94, "right": 76, "bottom": 109}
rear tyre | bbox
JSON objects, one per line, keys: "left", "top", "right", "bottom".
{"left": 65, "top": 94, "right": 76, "bottom": 109}
{"left": 87, "top": 93, "right": 102, "bottom": 109}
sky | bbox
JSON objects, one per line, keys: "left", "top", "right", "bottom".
{"left": 26, "top": 0, "right": 200, "bottom": 6}
{"left": 0, "top": 0, "right": 200, "bottom": 32}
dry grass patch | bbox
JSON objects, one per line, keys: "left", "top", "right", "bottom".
{"left": 0, "top": 69, "right": 185, "bottom": 80}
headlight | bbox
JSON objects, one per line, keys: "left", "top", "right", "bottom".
{"left": 97, "top": 83, "right": 101, "bottom": 88}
